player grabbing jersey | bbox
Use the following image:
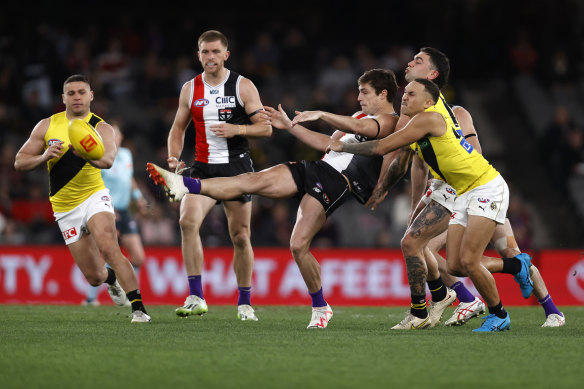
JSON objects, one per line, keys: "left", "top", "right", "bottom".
{"left": 329, "top": 79, "right": 513, "bottom": 332}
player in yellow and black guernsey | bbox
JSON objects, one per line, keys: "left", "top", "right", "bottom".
{"left": 14, "top": 74, "right": 151, "bottom": 323}
{"left": 328, "top": 79, "right": 513, "bottom": 332}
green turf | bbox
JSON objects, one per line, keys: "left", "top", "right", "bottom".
{"left": 0, "top": 305, "right": 582, "bottom": 389}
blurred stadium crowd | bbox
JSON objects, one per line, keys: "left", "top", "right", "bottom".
{"left": 1, "top": 1, "right": 583, "bottom": 247}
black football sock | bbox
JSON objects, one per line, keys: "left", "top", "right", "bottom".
{"left": 127, "top": 290, "right": 147, "bottom": 314}
{"left": 501, "top": 258, "right": 522, "bottom": 275}
{"left": 427, "top": 277, "right": 447, "bottom": 302}
{"left": 105, "top": 267, "right": 117, "bottom": 285}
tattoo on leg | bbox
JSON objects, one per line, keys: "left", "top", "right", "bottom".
{"left": 408, "top": 202, "right": 449, "bottom": 238}
{"left": 405, "top": 256, "right": 427, "bottom": 295}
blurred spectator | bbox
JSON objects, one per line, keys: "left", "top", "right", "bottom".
{"left": 317, "top": 55, "right": 356, "bottom": 106}
{"left": 542, "top": 106, "right": 577, "bottom": 186}
{"left": 138, "top": 203, "right": 178, "bottom": 245}
{"left": 94, "top": 38, "right": 133, "bottom": 99}
{"left": 509, "top": 30, "right": 539, "bottom": 75}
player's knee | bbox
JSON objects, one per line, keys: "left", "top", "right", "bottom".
{"left": 447, "top": 261, "right": 466, "bottom": 277}
{"left": 400, "top": 234, "right": 419, "bottom": 256}
{"left": 230, "top": 229, "right": 251, "bottom": 248}
{"left": 179, "top": 214, "right": 201, "bottom": 233}
{"left": 289, "top": 237, "right": 310, "bottom": 260}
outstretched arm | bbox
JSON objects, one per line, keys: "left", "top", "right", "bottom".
{"left": 265, "top": 105, "right": 336, "bottom": 152}
{"left": 328, "top": 112, "right": 443, "bottom": 156}
{"left": 292, "top": 110, "right": 397, "bottom": 139}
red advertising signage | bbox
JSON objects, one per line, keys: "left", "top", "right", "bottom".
{"left": 0, "top": 246, "right": 582, "bottom": 306}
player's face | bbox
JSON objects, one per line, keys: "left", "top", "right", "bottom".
{"left": 400, "top": 81, "right": 434, "bottom": 117}
{"left": 198, "top": 40, "right": 230, "bottom": 75}
{"left": 405, "top": 52, "right": 436, "bottom": 83}
{"left": 62, "top": 81, "right": 93, "bottom": 117}
{"left": 357, "top": 82, "right": 385, "bottom": 115}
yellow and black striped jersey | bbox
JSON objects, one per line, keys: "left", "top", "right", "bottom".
{"left": 44, "top": 111, "right": 106, "bottom": 212}
{"left": 410, "top": 94, "right": 499, "bottom": 194}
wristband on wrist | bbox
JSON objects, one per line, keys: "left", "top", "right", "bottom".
{"left": 238, "top": 125, "right": 247, "bottom": 135}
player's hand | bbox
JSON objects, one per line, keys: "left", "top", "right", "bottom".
{"left": 325, "top": 139, "right": 343, "bottom": 153}
{"left": 365, "top": 186, "right": 388, "bottom": 210}
{"left": 66, "top": 143, "right": 84, "bottom": 159}
{"left": 167, "top": 156, "right": 186, "bottom": 174}
{"left": 42, "top": 141, "right": 64, "bottom": 162}
{"left": 291, "top": 110, "right": 322, "bottom": 127}
{"left": 264, "top": 105, "right": 293, "bottom": 130}
{"left": 210, "top": 122, "right": 238, "bottom": 138}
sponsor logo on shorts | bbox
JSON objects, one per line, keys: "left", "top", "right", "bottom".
{"left": 450, "top": 212, "right": 456, "bottom": 219}
{"left": 312, "top": 186, "right": 321, "bottom": 193}
{"left": 62, "top": 227, "right": 77, "bottom": 240}
{"left": 446, "top": 187, "right": 456, "bottom": 195}
{"left": 491, "top": 202, "right": 497, "bottom": 211}
{"left": 322, "top": 193, "right": 330, "bottom": 204}
{"left": 194, "top": 98, "right": 209, "bottom": 107}
{"left": 316, "top": 182, "right": 323, "bottom": 191}
{"left": 477, "top": 198, "right": 490, "bottom": 203}
{"left": 478, "top": 206, "right": 486, "bottom": 212}
{"left": 101, "top": 195, "right": 111, "bottom": 201}
{"left": 48, "top": 138, "right": 63, "bottom": 147}
{"left": 425, "top": 188, "right": 433, "bottom": 198}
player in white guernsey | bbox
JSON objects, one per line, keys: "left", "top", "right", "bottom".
{"left": 147, "top": 69, "right": 399, "bottom": 328}
{"left": 166, "top": 31, "right": 272, "bottom": 321}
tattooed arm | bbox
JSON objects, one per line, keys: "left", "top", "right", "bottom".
{"left": 365, "top": 147, "right": 414, "bottom": 210}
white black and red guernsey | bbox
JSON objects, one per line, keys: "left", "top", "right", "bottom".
{"left": 189, "top": 70, "right": 251, "bottom": 164}
{"left": 322, "top": 112, "right": 390, "bottom": 203}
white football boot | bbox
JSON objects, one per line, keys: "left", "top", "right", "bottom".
{"left": 237, "top": 305, "right": 259, "bottom": 321}
{"left": 175, "top": 295, "right": 208, "bottom": 317}
{"left": 146, "top": 162, "right": 189, "bottom": 202}
{"left": 307, "top": 305, "right": 333, "bottom": 329}
{"left": 444, "top": 297, "right": 486, "bottom": 326}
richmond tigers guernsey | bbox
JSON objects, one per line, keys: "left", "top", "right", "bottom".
{"left": 409, "top": 94, "right": 499, "bottom": 195}
{"left": 189, "top": 70, "right": 252, "bottom": 164}
{"left": 45, "top": 111, "right": 106, "bottom": 212}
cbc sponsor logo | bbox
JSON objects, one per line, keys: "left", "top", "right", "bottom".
{"left": 567, "top": 259, "right": 584, "bottom": 302}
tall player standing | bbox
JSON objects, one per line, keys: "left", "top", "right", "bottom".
{"left": 166, "top": 30, "right": 271, "bottom": 320}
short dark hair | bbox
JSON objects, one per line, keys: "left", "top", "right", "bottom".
{"left": 63, "top": 74, "right": 90, "bottom": 91}
{"left": 420, "top": 47, "right": 450, "bottom": 89}
{"left": 198, "top": 30, "right": 228, "bottom": 50}
{"left": 414, "top": 78, "right": 440, "bottom": 104}
{"left": 358, "top": 69, "right": 398, "bottom": 103}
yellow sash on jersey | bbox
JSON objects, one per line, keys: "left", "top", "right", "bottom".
{"left": 410, "top": 95, "right": 499, "bottom": 194}
{"left": 45, "top": 111, "right": 106, "bottom": 212}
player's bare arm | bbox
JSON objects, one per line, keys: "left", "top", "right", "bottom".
{"left": 14, "top": 118, "right": 54, "bottom": 171}
{"left": 265, "top": 104, "right": 335, "bottom": 152}
{"left": 167, "top": 81, "right": 192, "bottom": 170}
{"left": 365, "top": 147, "right": 414, "bottom": 210}
{"left": 328, "top": 112, "right": 445, "bottom": 156}
{"left": 291, "top": 110, "right": 398, "bottom": 139}
{"left": 85, "top": 121, "right": 117, "bottom": 169}
{"left": 209, "top": 78, "right": 272, "bottom": 139}
{"left": 409, "top": 153, "right": 429, "bottom": 210}
{"left": 452, "top": 106, "right": 482, "bottom": 154}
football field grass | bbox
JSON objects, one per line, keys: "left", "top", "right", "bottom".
{"left": 1, "top": 305, "right": 583, "bottom": 389}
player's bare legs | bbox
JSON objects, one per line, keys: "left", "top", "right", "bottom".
{"left": 447, "top": 217, "right": 498, "bottom": 305}
{"left": 87, "top": 212, "right": 139, "bottom": 292}
{"left": 395, "top": 200, "right": 455, "bottom": 328}
{"left": 290, "top": 194, "right": 333, "bottom": 329}
{"left": 290, "top": 195, "right": 327, "bottom": 294}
